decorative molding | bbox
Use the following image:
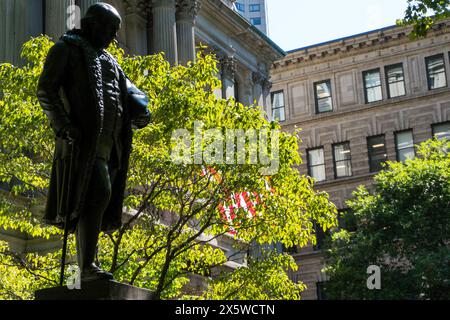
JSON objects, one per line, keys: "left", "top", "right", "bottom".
{"left": 123, "top": 0, "right": 150, "bottom": 18}
{"left": 220, "top": 55, "right": 237, "bottom": 80}
{"left": 176, "top": 0, "right": 201, "bottom": 21}
{"left": 273, "top": 20, "right": 450, "bottom": 68}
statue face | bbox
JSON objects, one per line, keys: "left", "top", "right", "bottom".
{"left": 88, "top": 19, "right": 121, "bottom": 49}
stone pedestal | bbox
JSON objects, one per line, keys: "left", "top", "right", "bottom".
{"left": 35, "top": 280, "right": 154, "bottom": 300}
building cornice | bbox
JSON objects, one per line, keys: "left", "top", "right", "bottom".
{"left": 200, "top": 0, "right": 285, "bottom": 61}
{"left": 273, "top": 19, "right": 450, "bottom": 69}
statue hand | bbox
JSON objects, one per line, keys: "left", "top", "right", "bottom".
{"left": 60, "top": 124, "right": 81, "bottom": 141}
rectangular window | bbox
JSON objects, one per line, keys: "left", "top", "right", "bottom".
{"left": 333, "top": 142, "right": 352, "bottom": 178}
{"left": 250, "top": 17, "right": 262, "bottom": 25}
{"left": 367, "top": 135, "right": 388, "bottom": 172}
{"left": 432, "top": 121, "right": 450, "bottom": 141}
{"left": 385, "top": 63, "right": 406, "bottom": 98}
{"left": 395, "top": 130, "right": 415, "bottom": 162}
{"left": 426, "top": 54, "right": 447, "bottom": 90}
{"left": 271, "top": 91, "right": 285, "bottom": 122}
{"left": 314, "top": 80, "right": 333, "bottom": 113}
{"left": 313, "top": 222, "right": 327, "bottom": 251}
{"left": 363, "top": 68, "right": 382, "bottom": 103}
{"left": 236, "top": 2, "right": 245, "bottom": 12}
{"left": 307, "top": 148, "right": 326, "bottom": 182}
{"left": 249, "top": 4, "right": 261, "bottom": 12}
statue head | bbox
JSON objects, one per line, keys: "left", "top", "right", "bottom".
{"left": 81, "top": 2, "right": 122, "bottom": 49}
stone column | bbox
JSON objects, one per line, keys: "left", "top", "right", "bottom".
{"left": 176, "top": 0, "right": 200, "bottom": 65}
{"left": 124, "top": 0, "right": 149, "bottom": 56}
{"left": 239, "top": 70, "right": 254, "bottom": 105}
{"left": 45, "top": 0, "right": 75, "bottom": 41}
{"left": 262, "top": 79, "right": 273, "bottom": 120}
{"left": 220, "top": 56, "right": 237, "bottom": 99}
{"left": 79, "top": 0, "right": 99, "bottom": 16}
{"left": 1, "top": 0, "right": 44, "bottom": 65}
{"left": 152, "top": 0, "right": 178, "bottom": 65}
{"left": 252, "top": 72, "right": 265, "bottom": 107}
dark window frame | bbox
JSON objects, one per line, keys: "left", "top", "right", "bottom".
{"left": 249, "top": 4, "right": 261, "bottom": 12}
{"left": 385, "top": 63, "right": 406, "bottom": 99}
{"left": 394, "top": 129, "right": 415, "bottom": 162}
{"left": 306, "top": 146, "right": 326, "bottom": 182}
{"left": 363, "top": 68, "right": 383, "bottom": 104}
{"left": 332, "top": 142, "right": 353, "bottom": 179}
{"left": 270, "top": 90, "right": 285, "bottom": 122}
{"left": 426, "top": 53, "right": 447, "bottom": 90}
{"left": 367, "top": 134, "right": 388, "bottom": 173}
{"left": 314, "top": 79, "right": 333, "bottom": 114}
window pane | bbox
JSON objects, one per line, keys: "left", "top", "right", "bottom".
{"left": 310, "top": 165, "right": 326, "bottom": 182}
{"left": 334, "top": 143, "right": 351, "bottom": 161}
{"left": 308, "top": 148, "right": 326, "bottom": 181}
{"left": 427, "top": 55, "right": 447, "bottom": 89}
{"left": 368, "top": 135, "right": 387, "bottom": 172}
{"left": 272, "top": 92, "right": 284, "bottom": 108}
{"left": 316, "top": 82, "right": 331, "bottom": 98}
{"left": 334, "top": 143, "right": 352, "bottom": 177}
{"left": 427, "top": 56, "right": 445, "bottom": 74}
{"left": 364, "top": 70, "right": 381, "bottom": 88}
{"left": 386, "top": 64, "right": 406, "bottom": 98}
{"left": 272, "top": 107, "right": 285, "bottom": 122}
{"left": 389, "top": 81, "right": 406, "bottom": 97}
{"left": 249, "top": 4, "right": 260, "bottom": 12}
{"left": 433, "top": 122, "right": 450, "bottom": 141}
{"left": 387, "top": 65, "right": 404, "bottom": 83}
{"left": 308, "top": 149, "right": 324, "bottom": 166}
{"left": 366, "top": 86, "right": 382, "bottom": 103}
{"left": 336, "top": 160, "right": 352, "bottom": 177}
{"left": 317, "top": 97, "right": 333, "bottom": 113}
{"left": 429, "top": 72, "right": 447, "bottom": 89}
{"left": 398, "top": 148, "right": 415, "bottom": 162}
{"left": 397, "top": 131, "right": 413, "bottom": 149}
{"left": 396, "top": 131, "right": 415, "bottom": 162}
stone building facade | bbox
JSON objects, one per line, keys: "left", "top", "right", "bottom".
{"left": 271, "top": 21, "right": 450, "bottom": 300}
{"left": 0, "top": 0, "right": 284, "bottom": 285}
{"left": 0, "top": 0, "right": 283, "bottom": 116}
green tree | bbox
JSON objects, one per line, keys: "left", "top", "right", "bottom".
{"left": 0, "top": 36, "right": 337, "bottom": 300}
{"left": 399, "top": 0, "right": 450, "bottom": 37}
{"left": 324, "top": 139, "right": 450, "bottom": 300}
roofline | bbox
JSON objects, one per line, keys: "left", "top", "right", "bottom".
{"left": 287, "top": 23, "right": 400, "bottom": 54}
{"left": 216, "top": 0, "right": 286, "bottom": 57}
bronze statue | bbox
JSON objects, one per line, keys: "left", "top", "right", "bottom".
{"left": 37, "top": 3, "right": 150, "bottom": 283}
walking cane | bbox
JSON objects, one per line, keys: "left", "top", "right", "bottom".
{"left": 59, "top": 139, "right": 76, "bottom": 287}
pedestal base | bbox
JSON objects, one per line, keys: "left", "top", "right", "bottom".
{"left": 35, "top": 280, "right": 154, "bottom": 300}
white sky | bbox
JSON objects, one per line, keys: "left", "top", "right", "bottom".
{"left": 266, "top": 0, "right": 409, "bottom": 51}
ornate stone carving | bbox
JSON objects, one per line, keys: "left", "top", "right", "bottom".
{"left": 176, "top": 0, "right": 201, "bottom": 21}
{"left": 252, "top": 71, "right": 265, "bottom": 85}
{"left": 220, "top": 56, "right": 237, "bottom": 80}
{"left": 124, "top": 0, "right": 150, "bottom": 18}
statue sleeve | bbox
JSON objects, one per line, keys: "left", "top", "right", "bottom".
{"left": 125, "top": 77, "right": 151, "bottom": 129}
{"left": 37, "top": 41, "right": 71, "bottom": 137}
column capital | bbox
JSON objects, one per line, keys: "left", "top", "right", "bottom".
{"left": 252, "top": 72, "right": 265, "bottom": 85}
{"left": 176, "top": 0, "right": 201, "bottom": 21}
{"left": 152, "top": 0, "right": 177, "bottom": 9}
{"left": 220, "top": 56, "right": 237, "bottom": 81}
{"left": 124, "top": 0, "right": 150, "bottom": 17}
{"left": 262, "top": 79, "right": 272, "bottom": 92}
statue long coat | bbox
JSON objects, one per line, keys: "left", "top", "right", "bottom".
{"left": 37, "top": 30, "right": 150, "bottom": 233}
